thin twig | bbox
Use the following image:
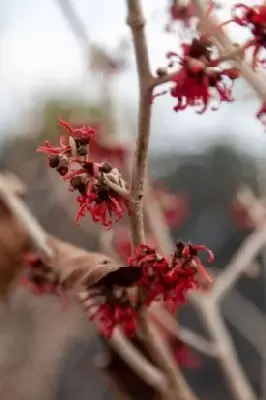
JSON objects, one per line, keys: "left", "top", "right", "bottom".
{"left": 126, "top": 0, "right": 153, "bottom": 247}
{"left": 149, "top": 303, "right": 217, "bottom": 357}
{"left": 188, "top": 291, "right": 256, "bottom": 400}
{"left": 54, "top": 0, "right": 90, "bottom": 53}
{"left": 211, "top": 227, "right": 266, "bottom": 302}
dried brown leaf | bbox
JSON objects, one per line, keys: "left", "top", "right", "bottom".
{"left": 0, "top": 201, "right": 31, "bottom": 295}
{"left": 46, "top": 235, "right": 121, "bottom": 292}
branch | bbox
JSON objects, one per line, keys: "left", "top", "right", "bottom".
{"left": 149, "top": 304, "right": 218, "bottom": 357}
{"left": 126, "top": 0, "right": 152, "bottom": 247}
{"left": 211, "top": 227, "right": 266, "bottom": 302}
{"left": 188, "top": 292, "right": 256, "bottom": 400}
{"left": 126, "top": 2, "right": 198, "bottom": 399}
{"left": 54, "top": 0, "right": 90, "bottom": 53}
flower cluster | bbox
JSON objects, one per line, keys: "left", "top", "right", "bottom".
{"left": 162, "top": 1, "right": 266, "bottom": 128}
{"left": 80, "top": 241, "right": 214, "bottom": 338}
{"left": 85, "top": 289, "right": 138, "bottom": 338}
{"left": 129, "top": 241, "right": 214, "bottom": 313}
{"left": 223, "top": 3, "right": 266, "bottom": 70}
{"left": 37, "top": 119, "right": 129, "bottom": 228}
{"left": 165, "top": 38, "right": 240, "bottom": 113}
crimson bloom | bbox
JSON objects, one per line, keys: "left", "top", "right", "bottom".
{"left": 80, "top": 241, "right": 214, "bottom": 338}
{"left": 222, "top": 4, "right": 266, "bottom": 70}
{"left": 58, "top": 118, "right": 96, "bottom": 143}
{"left": 37, "top": 119, "right": 96, "bottom": 175}
{"left": 88, "top": 300, "right": 138, "bottom": 338}
{"left": 129, "top": 241, "right": 214, "bottom": 313}
{"left": 167, "top": 42, "right": 239, "bottom": 113}
{"left": 64, "top": 162, "right": 129, "bottom": 228}
{"left": 165, "top": 2, "right": 195, "bottom": 32}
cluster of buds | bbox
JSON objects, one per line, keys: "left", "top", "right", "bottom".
{"left": 79, "top": 241, "right": 214, "bottom": 338}
{"left": 37, "top": 119, "right": 129, "bottom": 228}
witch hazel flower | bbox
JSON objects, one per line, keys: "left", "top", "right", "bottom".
{"left": 165, "top": 0, "right": 195, "bottom": 33}
{"left": 80, "top": 288, "right": 138, "bottom": 338}
{"left": 64, "top": 161, "right": 129, "bottom": 228}
{"left": 37, "top": 118, "right": 96, "bottom": 176}
{"left": 37, "top": 118, "right": 129, "bottom": 229}
{"left": 222, "top": 3, "right": 266, "bottom": 70}
{"left": 129, "top": 241, "right": 214, "bottom": 313}
{"left": 165, "top": 38, "right": 240, "bottom": 113}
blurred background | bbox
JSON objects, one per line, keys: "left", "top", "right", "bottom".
{"left": 0, "top": 0, "right": 266, "bottom": 399}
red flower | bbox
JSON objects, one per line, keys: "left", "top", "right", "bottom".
{"left": 129, "top": 241, "right": 214, "bottom": 313}
{"left": 167, "top": 44, "right": 239, "bottom": 113}
{"left": 37, "top": 119, "right": 96, "bottom": 175}
{"left": 37, "top": 135, "right": 71, "bottom": 156}
{"left": 222, "top": 4, "right": 266, "bottom": 70}
{"left": 89, "top": 302, "right": 137, "bottom": 338}
{"left": 64, "top": 164, "right": 129, "bottom": 228}
{"left": 37, "top": 118, "right": 129, "bottom": 229}
{"left": 165, "top": 3, "right": 195, "bottom": 32}
{"left": 80, "top": 288, "right": 138, "bottom": 338}
{"left": 58, "top": 118, "right": 96, "bottom": 143}
{"left": 76, "top": 185, "right": 128, "bottom": 228}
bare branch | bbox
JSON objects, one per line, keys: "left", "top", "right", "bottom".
{"left": 126, "top": 0, "right": 153, "bottom": 247}
{"left": 54, "top": 0, "right": 90, "bottom": 52}
{"left": 211, "top": 227, "right": 266, "bottom": 302}
{"left": 188, "top": 291, "right": 256, "bottom": 400}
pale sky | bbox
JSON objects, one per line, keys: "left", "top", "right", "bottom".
{"left": 1, "top": 0, "right": 266, "bottom": 157}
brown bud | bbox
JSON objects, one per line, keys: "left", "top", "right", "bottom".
{"left": 74, "top": 139, "right": 89, "bottom": 156}
{"left": 56, "top": 158, "right": 69, "bottom": 176}
{"left": 156, "top": 67, "right": 168, "bottom": 77}
{"left": 82, "top": 161, "right": 95, "bottom": 176}
{"left": 70, "top": 176, "right": 87, "bottom": 195}
{"left": 99, "top": 162, "right": 113, "bottom": 174}
{"left": 77, "top": 145, "right": 88, "bottom": 156}
{"left": 48, "top": 155, "right": 60, "bottom": 168}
